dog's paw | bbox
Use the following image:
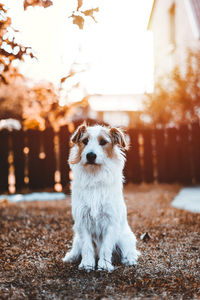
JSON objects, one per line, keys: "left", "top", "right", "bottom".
{"left": 78, "top": 260, "right": 95, "bottom": 272}
{"left": 98, "top": 259, "right": 114, "bottom": 272}
{"left": 62, "top": 251, "right": 76, "bottom": 263}
{"left": 122, "top": 257, "right": 137, "bottom": 266}
{"left": 122, "top": 250, "right": 140, "bottom": 266}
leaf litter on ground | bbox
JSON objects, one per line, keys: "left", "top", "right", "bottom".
{"left": 0, "top": 183, "right": 200, "bottom": 299}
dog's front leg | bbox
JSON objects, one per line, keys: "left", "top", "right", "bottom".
{"left": 98, "top": 226, "right": 116, "bottom": 272}
{"left": 79, "top": 229, "right": 95, "bottom": 272}
{"left": 63, "top": 233, "right": 81, "bottom": 263}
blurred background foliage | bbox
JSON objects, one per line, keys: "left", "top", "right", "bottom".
{"left": 0, "top": 0, "right": 91, "bottom": 131}
{"left": 144, "top": 50, "right": 200, "bottom": 128}
{"left": 0, "top": 3, "right": 34, "bottom": 83}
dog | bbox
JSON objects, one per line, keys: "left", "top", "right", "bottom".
{"left": 63, "top": 123, "right": 140, "bottom": 272}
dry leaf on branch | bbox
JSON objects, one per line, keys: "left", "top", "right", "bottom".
{"left": 23, "top": 0, "right": 53, "bottom": 10}
{"left": 70, "top": 14, "right": 85, "bottom": 30}
{"left": 77, "top": 0, "right": 83, "bottom": 11}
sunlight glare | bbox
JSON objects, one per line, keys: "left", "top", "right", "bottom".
{"left": 2, "top": 0, "right": 154, "bottom": 96}
{"left": 80, "top": 0, "right": 154, "bottom": 94}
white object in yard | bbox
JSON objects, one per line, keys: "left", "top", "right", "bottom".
{"left": 171, "top": 187, "right": 200, "bottom": 213}
{"left": 0, "top": 192, "right": 66, "bottom": 203}
{"left": 0, "top": 119, "right": 21, "bottom": 131}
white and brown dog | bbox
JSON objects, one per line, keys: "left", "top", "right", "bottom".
{"left": 63, "top": 123, "right": 140, "bottom": 272}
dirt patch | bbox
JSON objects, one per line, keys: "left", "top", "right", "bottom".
{"left": 0, "top": 184, "right": 200, "bottom": 299}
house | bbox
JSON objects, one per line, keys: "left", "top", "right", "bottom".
{"left": 147, "top": 0, "right": 200, "bottom": 77}
{"left": 88, "top": 94, "right": 145, "bottom": 127}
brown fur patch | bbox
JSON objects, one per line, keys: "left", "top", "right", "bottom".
{"left": 83, "top": 164, "right": 102, "bottom": 174}
{"left": 69, "top": 142, "right": 85, "bottom": 165}
{"left": 104, "top": 142, "right": 116, "bottom": 159}
{"left": 98, "top": 130, "right": 116, "bottom": 159}
{"left": 109, "top": 127, "right": 129, "bottom": 150}
{"left": 69, "top": 131, "right": 90, "bottom": 165}
{"left": 71, "top": 123, "right": 87, "bottom": 144}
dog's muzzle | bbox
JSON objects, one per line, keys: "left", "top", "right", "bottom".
{"left": 86, "top": 152, "right": 97, "bottom": 164}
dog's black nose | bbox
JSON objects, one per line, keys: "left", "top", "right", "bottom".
{"left": 86, "top": 152, "right": 97, "bottom": 164}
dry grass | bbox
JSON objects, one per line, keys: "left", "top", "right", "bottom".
{"left": 0, "top": 184, "right": 200, "bottom": 299}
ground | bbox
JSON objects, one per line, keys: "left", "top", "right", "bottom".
{"left": 0, "top": 184, "right": 200, "bottom": 299}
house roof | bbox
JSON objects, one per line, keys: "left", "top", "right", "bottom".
{"left": 89, "top": 94, "right": 145, "bottom": 112}
{"left": 147, "top": 0, "right": 200, "bottom": 38}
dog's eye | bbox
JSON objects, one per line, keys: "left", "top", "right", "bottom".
{"left": 82, "top": 138, "right": 89, "bottom": 145}
{"left": 99, "top": 139, "right": 107, "bottom": 146}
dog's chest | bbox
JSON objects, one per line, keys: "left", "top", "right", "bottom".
{"left": 82, "top": 201, "right": 110, "bottom": 238}
{"left": 73, "top": 187, "right": 114, "bottom": 233}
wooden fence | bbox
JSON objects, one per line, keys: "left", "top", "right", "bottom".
{"left": 0, "top": 122, "right": 200, "bottom": 193}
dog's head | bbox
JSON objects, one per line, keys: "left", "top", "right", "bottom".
{"left": 69, "top": 123, "right": 128, "bottom": 170}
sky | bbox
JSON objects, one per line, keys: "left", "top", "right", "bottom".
{"left": 2, "top": 0, "right": 154, "bottom": 96}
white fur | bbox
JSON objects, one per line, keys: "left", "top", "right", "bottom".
{"left": 63, "top": 125, "right": 140, "bottom": 272}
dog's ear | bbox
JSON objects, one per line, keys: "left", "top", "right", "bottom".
{"left": 110, "top": 127, "right": 129, "bottom": 150}
{"left": 71, "top": 123, "right": 87, "bottom": 144}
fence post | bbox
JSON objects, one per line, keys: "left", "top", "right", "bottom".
{"left": 165, "top": 128, "right": 180, "bottom": 183}
{"left": 191, "top": 122, "right": 200, "bottom": 183}
{"left": 125, "top": 129, "right": 142, "bottom": 183}
{"left": 59, "top": 125, "right": 70, "bottom": 192}
{"left": 178, "top": 124, "right": 193, "bottom": 184}
{"left": 12, "top": 130, "right": 25, "bottom": 191}
{"left": 0, "top": 130, "right": 9, "bottom": 192}
{"left": 43, "top": 127, "right": 56, "bottom": 188}
{"left": 154, "top": 128, "right": 167, "bottom": 182}
{"left": 28, "top": 130, "right": 45, "bottom": 190}
{"left": 142, "top": 129, "right": 154, "bottom": 183}
{"left": 27, "top": 128, "right": 56, "bottom": 190}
